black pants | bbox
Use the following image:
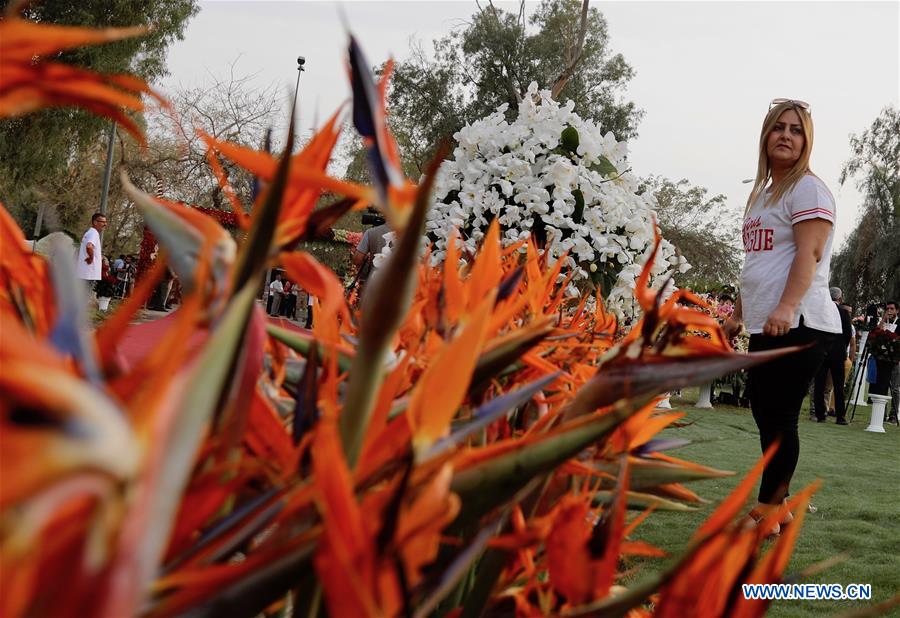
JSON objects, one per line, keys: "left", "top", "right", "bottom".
{"left": 748, "top": 321, "right": 834, "bottom": 504}
{"left": 814, "top": 352, "right": 846, "bottom": 421}
{"left": 281, "top": 294, "right": 295, "bottom": 318}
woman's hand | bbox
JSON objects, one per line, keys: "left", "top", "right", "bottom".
{"left": 763, "top": 303, "right": 795, "bottom": 336}
{"left": 723, "top": 317, "right": 743, "bottom": 339}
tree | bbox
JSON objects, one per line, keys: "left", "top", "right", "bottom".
{"left": 0, "top": 0, "right": 199, "bottom": 233}
{"left": 137, "top": 63, "right": 282, "bottom": 210}
{"left": 1, "top": 59, "right": 281, "bottom": 255}
{"left": 346, "top": 0, "right": 642, "bottom": 180}
{"left": 832, "top": 106, "right": 900, "bottom": 309}
{"left": 639, "top": 176, "right": 743, "bottom": 292}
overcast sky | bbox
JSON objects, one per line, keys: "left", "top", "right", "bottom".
{"left": 159, "top": 1, "right": 900, "bottom": 249}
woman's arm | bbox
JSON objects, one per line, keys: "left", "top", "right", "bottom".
{"left": 763, "top": 219, "right": 832, "bottom": 336}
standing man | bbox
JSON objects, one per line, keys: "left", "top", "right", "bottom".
{"left": 268, "top": 273, "right": 284, "bottom": 316}
{"left": 305, "top": 292, "right": 315, "bottom": 329}
{"left": 76, "top": 213, "right": 107, "bottom": 296}
{"left": 813, "top": 287, "right": 853, "bottom": 425}
{"left": 352, "top": 220, "right": 391, "bottom": 297}
{"left": 878, "top": 300, "right": 898, "bottom": 422}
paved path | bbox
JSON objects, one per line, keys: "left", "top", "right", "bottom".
{"left": 117, "top": 304, "right": 310, "bottom": 368}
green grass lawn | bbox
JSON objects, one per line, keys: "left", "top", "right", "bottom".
{"left": 628, "top": 387, "right": 900, "bottom": 617}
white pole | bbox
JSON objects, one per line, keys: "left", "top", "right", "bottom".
{"left": 865, "top": 394, "right": 890, "bottom": 433}
{"left": 695, "top": 383, "right": 714, "bottom": 409}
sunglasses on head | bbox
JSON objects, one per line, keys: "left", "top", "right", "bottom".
{"left": 769, "top": 98, "right": 811, "bottom": 113}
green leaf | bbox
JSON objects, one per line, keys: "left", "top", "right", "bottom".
{"left": 560, "top": 125, "right": 580, "bottom": 154}
{"left": 121, "top": 172, "right": 210, "bottom": 294}
{"left": 339, "top": 143, "right": 449, "bottom": 468}
{"left": 590, "top": 155, "right": 618, "bottom": 178}
{"left": 469, "top": 324, "right": 554, "bottom": 393}
{"left": 561, "top": 347, "right": 803, "bottom": 422}
{"left": 591, "top": 490, "right": 698, "bottom": 512}
{"left": 591, "top": 458, "right": 733, "bottom": 490}
{"left": 267, "top": 324, "right": 354, "bottom": 374}
{"left": 413, "top": 518, "right": 504, "bottom": 618}
{"left": 47, "top": 236, "right": 103, "bottom": 385}
{"left": 288, "top": 196, "right": 357, "bottom": 249}
{"left": 126, "top": 283, "right": 258, "bottom": 614}
{"left": 169, "top": 542, "right": 317, "bottom": 618}
{"left": 427, "top": 373, "right": 560, "bottom": 461}
{"left": 449, "top": 399, "right": 646, "bottom": 529}
{"left": 572, "top": 188, "right": 585, "bottom": 224}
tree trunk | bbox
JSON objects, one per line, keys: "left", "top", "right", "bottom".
{"left": 549, "top": 0, "right": 590, "bottom": 100}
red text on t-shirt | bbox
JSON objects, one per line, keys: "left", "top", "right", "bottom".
{"left": 742, "top": 217, "right": 773, "bottom": 253}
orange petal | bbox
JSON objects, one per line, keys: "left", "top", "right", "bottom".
{"left": 407, "top": 292, "right": 495, "bottom": 449}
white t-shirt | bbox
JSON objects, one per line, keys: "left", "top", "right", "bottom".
{"left": 269, "top": 279, "right": 284, "bottom": 295}
{"left": 76, "top": 227, "right": 102, "bottom": 280}
{"left": 740, "top": 175, "right": 841, "bottom": 335}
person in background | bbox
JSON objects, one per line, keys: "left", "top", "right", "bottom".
{"left": 877, "top": 300, "right": 898, "bottom": 422}
{"left": 724, "top": 99, "right": 841, "bottom": 536}
{"left": 101, "top": 256, "right": 112, "bottom": 282}
{"left": 125, "top": 256, "right": 137, "bottom": 296}
{"left": 305, "top": 291, "right": 314, "bottom": 329}
{"left": 115, "top": 255, "right": 129, "bottom": 297}
{"left": 76, "top": 212, "right": 107, "bottom": 298}
{"left": 352, "top": 221, "right": 391, "bottom": 296}
{"left": 290, "top": 282, "right": 299, "bottom": 319}
{"left": 281, "top": 280, "right": 295, "bottom": 318}
{"left": 812, "top": 287, "right": 853, "bottom": 425}
{"left": 268, "top": 273, "right": 283, "bottom": 316}
{"left": 840, "top": 302, "right": 857, "bottom": 404}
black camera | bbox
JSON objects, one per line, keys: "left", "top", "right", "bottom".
{"left": 361, "top": 211, "right": 385, "bottom": 226}
{"left": 865, "top": 303, "right": 881, "bottom": 330}
{"left": 297, "top": 56, "right": 306, "bottom": 70}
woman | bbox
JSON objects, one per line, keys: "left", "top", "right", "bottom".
{"left": 724, "top": 99, "right": 841, "bottom": 535}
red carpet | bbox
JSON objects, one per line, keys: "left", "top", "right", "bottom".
{"left": 117, "top": 309, "right": 309, "bottom": 369}
{"left": 117, "top": 312, "right": 208, "bottom": 368}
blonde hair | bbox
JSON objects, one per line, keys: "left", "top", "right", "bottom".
{"left": 745, "top": 102, "right": 815, "bottom": 214}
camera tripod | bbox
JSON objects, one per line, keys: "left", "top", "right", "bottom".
{"left": 848, "top": 339, "right": 900, "bottom": 425}
{"left": 847, "top": 342, "right": 871, "bottom": 422}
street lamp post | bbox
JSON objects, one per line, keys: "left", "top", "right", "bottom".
{"left": 99, "top": 121, "right": 116, "bottom": 217}
{"left": 294, "top": 56, "right": 305, "bottom": 106}
{"left": 263, "top": 55, "right": 306, "bottom": 311}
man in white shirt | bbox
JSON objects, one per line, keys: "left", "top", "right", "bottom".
{"left": 268, "top": 273, "right": 284, "bottom": 316}
{"left": 76, "top": 213, "right": 107, "bottom": 295}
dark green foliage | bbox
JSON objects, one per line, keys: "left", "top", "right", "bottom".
{"left": 639, "top": 175, "right": 742, "bottom": 291}
{"left": 0, "top": 0, "right": 199, "bottom": 238}
{"left": 832, "top": 106, "right": 900, "bottom": 310}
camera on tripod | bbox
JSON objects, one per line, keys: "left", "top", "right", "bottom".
{"left": 865, "top": 303, "right": 882, "bottom": 331}
{"left": 361, "top": 209, "right": 386, "bottom": 226}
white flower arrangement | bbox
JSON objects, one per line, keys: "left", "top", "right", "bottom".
{"left": 378, "top": 82, "right": 690, "bottom": 319}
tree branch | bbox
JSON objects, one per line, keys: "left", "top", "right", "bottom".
{"left": 549, "top": 0, "right": 590, "bottom": 100}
